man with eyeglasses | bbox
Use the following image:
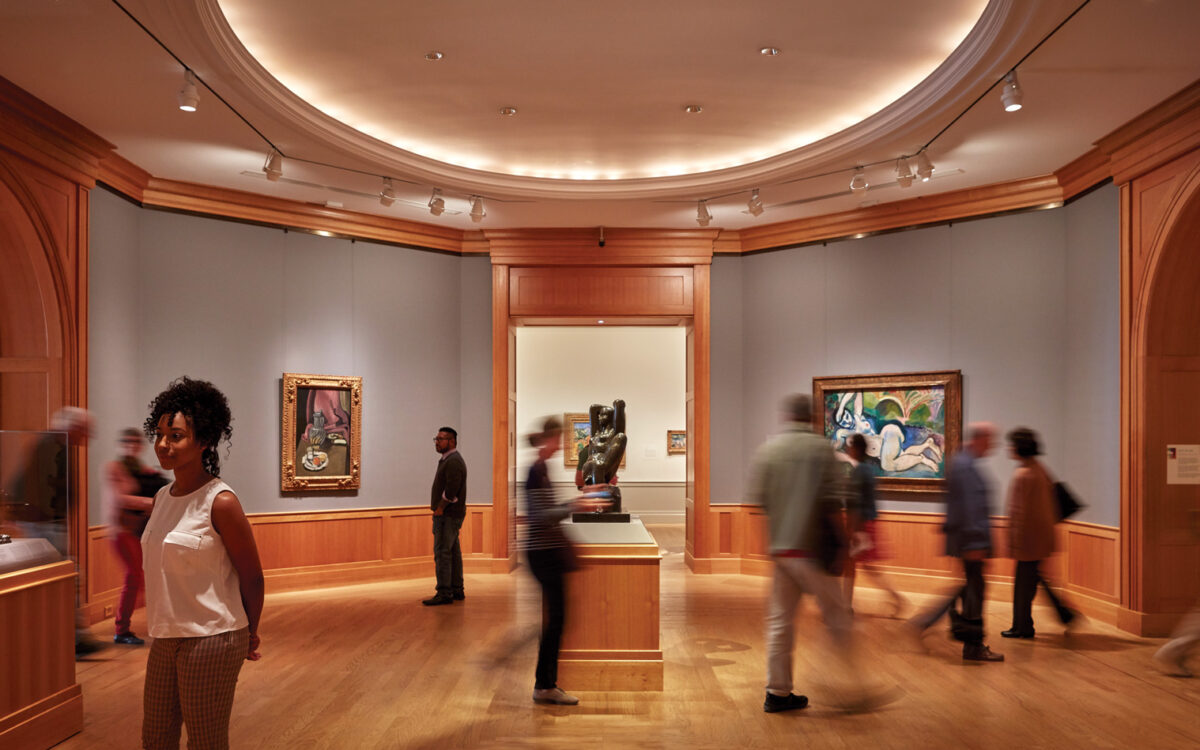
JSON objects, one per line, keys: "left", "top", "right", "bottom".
{"left": 424, "top": 427, "right": 467, "bottom": 606}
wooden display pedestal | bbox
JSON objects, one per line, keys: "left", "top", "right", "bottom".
{"left": 559, "top": 520, "right": 662, "bottom": 691}
{"left": 0, "top": 560, "right": 83, "bottom": 749}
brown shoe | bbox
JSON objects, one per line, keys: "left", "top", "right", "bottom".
{"left": 963, "top": 644, "right": 1004, "bottom": 662}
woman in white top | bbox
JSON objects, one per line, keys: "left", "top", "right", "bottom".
{"left": 140, "top": 377, "right": 264, "bottom": 750}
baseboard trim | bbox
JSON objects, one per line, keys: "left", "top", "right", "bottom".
{"left": 263, "top": 555, "right": 508, "bottom": 593}
{"left": 0, "top": 684, "right": 82, "bottom": 749}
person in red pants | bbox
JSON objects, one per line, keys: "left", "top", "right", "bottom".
{"left": 103, "top": 427, "right": 166, "bottom": 645}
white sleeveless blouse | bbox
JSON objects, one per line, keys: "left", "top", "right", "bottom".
{"left": 141, "top": 477, "right": 248, "bottom": 638}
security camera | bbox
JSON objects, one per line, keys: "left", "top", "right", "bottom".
{"left": 598, "top": 226, "right": 606, "bottom": 248}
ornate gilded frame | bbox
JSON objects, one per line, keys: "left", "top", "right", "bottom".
{"left": 812, "top": 369, "right": 961, "bottom": 494}
{"left": 281, "top": 373, "right": 362, "bottom": 492}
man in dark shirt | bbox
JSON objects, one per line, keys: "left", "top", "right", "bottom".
{"left": 424, "top": 426, "right": 467, "bottom": 606}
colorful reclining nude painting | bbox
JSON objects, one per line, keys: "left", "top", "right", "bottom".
{"left": 814, "top": 370, "right": 962, "bottom": 493}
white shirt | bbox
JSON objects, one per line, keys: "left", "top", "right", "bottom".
{"left": 141, "top": 477, "right": 248, "bottom": 638}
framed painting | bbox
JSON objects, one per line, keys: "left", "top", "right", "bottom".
{"left": 562, "top": 411, "right": 627, "bottom": 469}
{"left": 666, "top": 429, "right": 687, "bottom": 455}
{"left": 813, "top": 370, "right": 961, "bottom": 493}
{"left": 281, "top": 373, "right": 362, "bottom": 492}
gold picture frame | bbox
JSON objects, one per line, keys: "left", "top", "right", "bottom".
{"left": 281, "top": 373, "right": 362, "bottom": 492}
{"left": 813, "top": 369, "right": 962, "bottom": 494}
{"left": 666, "top": 429, "right": 687, "bottom": 455}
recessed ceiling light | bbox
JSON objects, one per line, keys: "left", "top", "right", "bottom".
{"left": 425, "top": 51, "right": 444, "bottom": 61}
{"left": 500, "top": 106, "right": 518, "bottom": 116}
{"left": 684, "top": 105, "right": 703, "bottom": 114}
{"left": 760, "top": 47, "right": 781, "bottom": 56}
{"left": 597, "top": 320, "right": 605, "bottom": 325}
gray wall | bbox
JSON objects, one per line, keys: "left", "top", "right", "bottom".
{"left": 88, "top": 188, "right": 492, "bottom": 522}
{"left": 711, "top": 184, "right": 1120, "bottom": 526}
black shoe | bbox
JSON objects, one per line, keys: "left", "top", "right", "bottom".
{"left": 422, "top": 594, "right": 454, "bottom": 606}
{"left": 963, "top": 644, "right": 1005, "bottom": 662}
{"left": 114, "top": 632, "right": 145, "bottom": 645}
{"left": 452, "top": 592, "right": 465, "bottom": 601}
{"left": 75, "top": 638, "right": 105, "bottom": 657}
{"left": 763, "top": 692, "right": 809, "bottom": 713}
{"left": 1000, "top": 628, "right": 1035, "bottom": 639}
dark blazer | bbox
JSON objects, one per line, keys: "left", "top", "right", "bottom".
{"left": 943, "top": 450, "right": 992, "bottom": 557}
{"left": 430, "top": 450, "right": 467, "bottom": 519}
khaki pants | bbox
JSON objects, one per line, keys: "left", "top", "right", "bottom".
{"left": 143, "top": 628, "right": 248, "bottom": 750}
{"left": 766, "top": 556, "right": 851, "bottom": 696}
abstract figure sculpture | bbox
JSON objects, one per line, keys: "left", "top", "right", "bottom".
{"left": 579, "top": 399, "right": 627, "bottom": 514}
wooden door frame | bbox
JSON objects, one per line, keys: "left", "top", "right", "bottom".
{"left": 487, "top": 230, "right": 716, "bottom": 570}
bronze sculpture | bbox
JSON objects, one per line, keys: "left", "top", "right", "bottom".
{"left": 579, "top": 399, "right": 627, "bottom": 514}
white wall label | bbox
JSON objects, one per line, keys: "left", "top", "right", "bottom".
{"left": 1167, "top": 445, "right": 1200, "bottom": 484}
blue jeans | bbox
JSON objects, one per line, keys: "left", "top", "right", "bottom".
{"left": 432, "top": 515, "right": 464, "bottom": 597}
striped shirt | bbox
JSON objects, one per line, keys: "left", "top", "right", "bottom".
{"left": 521, "top": 459, "right": 573, "bottom": 551}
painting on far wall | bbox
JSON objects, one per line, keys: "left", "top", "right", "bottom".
{"left": 281, "top": 373, "right": 362, "bottom": 492}
{"left": 666, "top": 430, "right": 687, "bottom": 455}
{"left": 813, "top": 370, "right": 961, "bottom": 493}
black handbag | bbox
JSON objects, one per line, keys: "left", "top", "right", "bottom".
{"left": 1054, "top": 481, "right": 1083, "bottom": 521}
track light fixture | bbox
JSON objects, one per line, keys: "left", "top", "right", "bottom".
{"left": 747, "top": 189, "right": 764, "bottom": 217}
{"left": 428, "top": 188, "right": 445, "bottom": 216}
{"left": 896, "top": 158, "right": 914, "bottom": 188}
{"left": 469, "top": 195, "right": 486, "bottom": 223}
{"left": 916, "top": 151, "right": 934, "bottom": 182}
{"left": 696, "top": 200, "right": 712, "bottom": 227}
{"left": 263, "top": 149, "right": 283, "bottom": 181}
{"left": 177, "top": 69, "right": 199, "bottom": 112}
{"left": 379, "top": 178, "right": 396, "bottom": 207}
{"left": 849, "top": 168, "right": 868, "bottom": 192}
{"left": 1001, "top": 70, "right": 1023, "bottom": 112}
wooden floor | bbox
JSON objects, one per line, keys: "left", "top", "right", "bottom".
{"left": 62, "top": 526, "right": 1198, "bottom": 749}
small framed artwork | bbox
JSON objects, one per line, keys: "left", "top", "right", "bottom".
{"left": 666, "top": 430, "right": 687, "bottom": 455}
{"left": 281, "top": 373, "right": 362, "bottom": 492}
{"left": 562, "top": 410, "right": 627, "bottom": 468}
{"left": 813, "top": 369, "right": 961, "bottom": 493}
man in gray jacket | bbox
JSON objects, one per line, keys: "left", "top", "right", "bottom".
{"left": 747, "top": 394, "right": 850, "bottom": 712}
{"left": 912, "top": 422, "right": 1004, "bottom": 662}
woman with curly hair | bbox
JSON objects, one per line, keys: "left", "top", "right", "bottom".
{"left": 139, "top": 377, "right": 264, "bottom": 750}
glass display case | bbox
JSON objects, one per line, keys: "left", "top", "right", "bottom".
{"left": 0, "top": 429, "right": 69, "bottom": 573}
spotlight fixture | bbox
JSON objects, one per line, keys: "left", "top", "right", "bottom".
{"left": 379, "top": 178, "right": 395, "bottom": 207}
{"left": 896, "top": 157, "right": 914, "bottom": 188}
{"left": 428, "top": 188, "right": 445, "bottom": 216}
{"left": 469, "top": 195, "right": 486, "bottom": 223}
{"left": 177, "top": 70, "right": 199, "bottom": 112}
{"left": 696, "top": 200, "right": 712, "bottom": 227}
{"left": 499, "top": 106, "right": 518, "bottom": 116}
{"left": 263, "top": 149, "right": 283, "bottom": 181}
{"left": 916, "top": 151, "right": 934, "bottom": 182}
{"left": 425, "top": 51, "right": 444, "bottom": 61}
{"left": 1001, "top": 70, "right": 1023, "bottom": 112}
{"left": 760, "top": 47, "right": 781, "bottom": 56}
{"left": 684, "top": 104, "right": 703, "bottom": 114}
{"left": 747, "top": 189, "right": 764, "bottom": 217}
{"left": 849, "top": 168, "right": 868, "bottom": 192}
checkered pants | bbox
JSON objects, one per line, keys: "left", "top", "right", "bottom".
{"left": 143, "top": 628, "right": 249, "bottom": 750}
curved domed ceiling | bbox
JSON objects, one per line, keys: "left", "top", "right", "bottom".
{"left": 216, "top": 0, "right": 988, "bottom": 194}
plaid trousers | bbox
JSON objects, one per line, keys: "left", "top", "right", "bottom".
{"left": 143, "top": 628, "right": 249, "bottom": 750}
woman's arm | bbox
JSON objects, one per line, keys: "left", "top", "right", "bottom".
{"left": 212, "top": 490, "right": 265, "bottom": 660}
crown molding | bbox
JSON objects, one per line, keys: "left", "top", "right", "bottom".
{"left": 483, "top": 228, "right": 718, "bottom": 266}
{"left": 0, "top": 75, "right": 115, "bottom": 187}
{"left": 1096, "top": 79, "right": 1200, "bottom": 185}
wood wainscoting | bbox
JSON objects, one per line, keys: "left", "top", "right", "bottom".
{"left": 84, "top": 504, "right": 507, "bottom": 623}
{"left": 688, "top": 506, "right": 1121, "bottom": 624}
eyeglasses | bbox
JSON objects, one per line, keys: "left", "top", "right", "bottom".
{"left": 433, "top": 436, "right": 450, "bottom": 442}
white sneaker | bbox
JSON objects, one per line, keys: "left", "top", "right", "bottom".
{"left": 533, "top": 687, "right": 580, "bottom": 705}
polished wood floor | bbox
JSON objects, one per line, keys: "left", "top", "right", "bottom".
{"left": 64, "top": 526, "right": 1198, "bottom": 749}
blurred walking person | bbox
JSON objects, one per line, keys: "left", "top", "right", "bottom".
{"left": 522, "top": 416, "right": 607, "bottom": 706}
{"left": 1155, "top": 602, "right": 1200, "bottom": 676}
{"left": 843, "top": 433, "right": 908, "bottom": 617}
{"left": 103, "top": 427, "right": 167, "bottom": 645}
{"left": 1002, "top": 427, "right": 1077, "bottom": 639}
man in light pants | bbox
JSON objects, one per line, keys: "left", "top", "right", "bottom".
{"left": 747, "top": 393, "right": 853, "bottom": 713}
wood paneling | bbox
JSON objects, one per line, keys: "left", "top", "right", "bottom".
{"left": 0, "top": 561, "right": 82, "bottom": 748}
{"left": 485, "top": 228, "right": 718, "bottom": 266}
{"left": 509, "top": 266, "right": 694, "bottom": 317}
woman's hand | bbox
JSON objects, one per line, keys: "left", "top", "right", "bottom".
{"left": 247, "top": 632, "right": 262, "bottom": 661}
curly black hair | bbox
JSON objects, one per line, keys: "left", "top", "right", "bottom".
{"left": 143, "top": 376, "right": 233, "bottom": 477}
